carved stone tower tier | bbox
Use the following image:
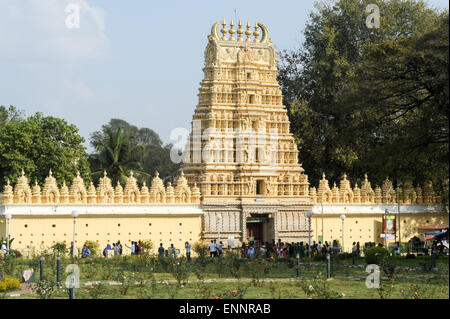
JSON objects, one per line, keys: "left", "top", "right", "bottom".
{"left": 181, "top": 20, "right": 313, "bottom": 244}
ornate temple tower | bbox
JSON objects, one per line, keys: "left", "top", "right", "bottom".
{"left": 181, "top": 20, "right": 313, "bottom": 244}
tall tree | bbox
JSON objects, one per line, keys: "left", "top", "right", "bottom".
{"left": 342, "top": 12, "right": 449, "bottom": 200}
{"left": 278, "top": 0, "right": 445, "bottom": 189}
{"left": 89, "top": 119, "right": 180, "bottom": 185}
{"left": 0, "top": 105, "right": 23, "bottom": 128}
{"left": 89, "top": 127, "right": 151, "bottom": 186}
{"left": 0, "top": 111, "right": 91, "bottom": 188}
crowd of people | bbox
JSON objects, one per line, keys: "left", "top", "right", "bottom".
{"left": 62, "top": 236, "right": 447, "bottom": 260}
{"left": 102, "top": 240, "right": 148, "bottom": 257}
{"left": 234, "top": 239, "right": 357, "bottom": 259}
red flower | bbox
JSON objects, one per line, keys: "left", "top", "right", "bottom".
{"left": 214, "top": 296, "right": 219, "bottom": 299}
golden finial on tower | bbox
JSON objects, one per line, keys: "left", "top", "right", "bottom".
{"left": 237, "top": 19, "right": 244, "bottom": 41}
{"left": 253, "top": 22, "right": 260, "bottom": 42}
{"left": 229, "top": 19, "right": 236, "bottom": 41}
{"left": 220, "top": 19, "right": 228, "bottom": 40}
{"left": 245, "top": 21, "right": 252, "bottom": 42}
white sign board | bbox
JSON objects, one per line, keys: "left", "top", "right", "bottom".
{"left": 380, "top": 234, "right": 395, "bottom": 240}
{"left": 227, "top": 235, "right": 235, "bottom": 248}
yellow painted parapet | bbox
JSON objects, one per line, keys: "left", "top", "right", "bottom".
{"left": 310, "top": 173, "right": 441, "bottom": 205}
{"left": 1, "top": 170, "right": 201, "bottom": 205}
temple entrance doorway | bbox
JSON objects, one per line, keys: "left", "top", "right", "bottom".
{"left": 246, "top": 214, "right": 270, "bottom": 244}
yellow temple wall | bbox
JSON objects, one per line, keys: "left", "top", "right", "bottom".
{"left": 0, "top": 209, "right": 203, "bottom": 257}
{"left": 310, "top": 207, "right": 448, "bottom": 253}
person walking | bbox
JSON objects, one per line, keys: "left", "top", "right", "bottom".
{"left": 117, "top": 241, "right": 122, "bottom": 255}
{"left": 169, "top": 244, "right": 176, "bottom": 258}
{"left": 185, "top": 241, "right": 191, "bottom": 261}
{"left": 1, "top": 241, "right": 7, "bottom": 256}
{"left": 81, "top": 244, "right": 91, "bottom": 258}
{"left": 126, "top": 241, "right": 136, "bottom": 255}
{"left": 209, "top": 240, "right": 216, "bottom": 258}
{"left": 113, "top": 243, "right": 120, "bottom": 256}
{"left": 241, "top": 242, "right": 247, "bottom": 258}
{"left": 217, "top": 241, "right": 223, "bottom": 257}
{"left": 103, "top": 243, "right": 112, "bottom": 257}
{"left": 158, "top": 243, "right": 165, "bottom": 258}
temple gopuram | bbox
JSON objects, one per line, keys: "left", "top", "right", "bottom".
{"left": 1, "top": 20, "right": 448, "bottom": 256}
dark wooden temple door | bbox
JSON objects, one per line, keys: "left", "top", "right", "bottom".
{"left": 247, "top": 222, "right": 263, "bottom": 243}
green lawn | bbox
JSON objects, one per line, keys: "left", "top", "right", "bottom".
{"left": 2, "top": 254, "right": 448, "bottom": 299}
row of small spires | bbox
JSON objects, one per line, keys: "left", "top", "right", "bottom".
{"left": 309, "top": 173, "right": 441, "bottom": 205}
{"left": 0, "top": 170, "right": 442, "bottom": 205}
{"left": 1, "top": 169, "right": 200, "bottom": 205}
{"left": 217, "top": 19, "right": 263, "bottom": 42}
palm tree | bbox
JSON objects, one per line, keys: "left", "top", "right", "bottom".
{"left": 89, "top": 127, "right": 151, "bottom": 185}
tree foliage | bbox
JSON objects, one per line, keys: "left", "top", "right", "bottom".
{"left": 278, "top": 0, "right": 448, "bottom": 195}
{"left": 89, "top": 119, "right": 180, "bottom": 186}
{"left": 0, "top": 109, "right": 91, "bottom": 188}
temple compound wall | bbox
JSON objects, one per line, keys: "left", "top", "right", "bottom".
{"left": 0, "top": 20, "right": 448, "bottom": 255}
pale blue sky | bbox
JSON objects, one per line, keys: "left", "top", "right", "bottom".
{"left": 0, "top": 0, "right": 448, "bottom": 152}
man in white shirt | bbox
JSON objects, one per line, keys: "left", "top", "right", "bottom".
{"left": 217, "top": 241, "right": 223, "bottom": 257}
{"left": 1, "top": 241, "right": 7, "bottom": 256}
{"left": 209, "top": 240, "right": 216, "bottom": 257}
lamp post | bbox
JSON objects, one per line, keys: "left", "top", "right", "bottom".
{"left": 384, "top": 209, "right": 388, "bottom": 250}
{"left": 397, "top": 180, "right": 402, "bottom": 255}
{"left": 5, "top": 213, "right": 11, "bottom": 256}
{"left": 217, "top": 213, "right": 222, "bottom": 243}
{"left": 340, "top": 214, "right": 346, "bottom": 253}
{"left": 321, "top": 196, "right": 324, "bottom": 243}
{"left": 71, "top": 210, "right": 79, "bottom": 259}
{"left": 306, "top": 211, "right": 313, "bottom": 259}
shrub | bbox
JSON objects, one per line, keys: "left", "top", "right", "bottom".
{"left": 365, "top": 246, "right": 390, "bottom": 265}
{"left": 211, "top": 256, "right": 227, "bottom": 278}
{"left": 113, "top": 271, "right": 135, "bottom": 296}
{"left": 381, "top": 256, "right": 397, "bottom": 278}
{"left": 100, "top": 259, "right": 115, "bottom": 280}
{"left": 84, "top": 282, "right": 107, "bottom": 299}
{"left": 11, "top": 250, "right": 22, "bottom": 258}
{"left": 31, "top": 280, "right": 61, "bottom": 299}
{"left": 296, "top": 274, "right": 343, "bottom": 299}
{"left": 313, "top": 254, "right": 327, "bottom": 262}
{"left": 215, "top": 286, "right": 248, "bottom": 299}
{"left": 0, "top": 256, "right": 17, "bottom": 275}
{"left": 169, "top": 257, "right": 191, "bottom": 286}
{"left": 245, "top": 258, "right": 274, "bottom": 286}
{"left": 140, "top": 240, "right": 154, "bottom": 255}
{"left": 192, "top": 241, "right": 209, "bottom": 259}
{"left": 52, "top": 242, "right": 67, "bottom": 256}
{"left": 0, "top": 277, "right": 20, "bottom": 293}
